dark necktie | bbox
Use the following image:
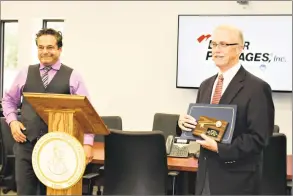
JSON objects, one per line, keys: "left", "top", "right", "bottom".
{"left": 42, "top": 66, "right": 52, "bottom": 88}
{"left": 37, "top": 66, "right": 52, "bottom": 141}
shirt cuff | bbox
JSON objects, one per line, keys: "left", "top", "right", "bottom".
{"left": 6, "top": 113, "right": 18, "bottom": 125}
{"left": 83, "top": 133, "right": 94, "bottom": 146}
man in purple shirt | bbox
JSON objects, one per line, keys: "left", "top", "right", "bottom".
{"left": 1, "top": 28, "right": 94, "bottom": 195}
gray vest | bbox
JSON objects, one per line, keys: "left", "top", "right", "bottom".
{"left": 21, "top": 64, "right": 73, "bottom": 142}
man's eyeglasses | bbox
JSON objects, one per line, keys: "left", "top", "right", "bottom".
{"left": 210, "top": 41, "right": 238, "bottom": 49}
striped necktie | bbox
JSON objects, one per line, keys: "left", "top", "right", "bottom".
{"left": 37, "top": 66, "right": 52, "bottom": 140}
{"left": 42, "top": 66, "right": 52, "bottom": 88}
{"left": 211, "top": 74, "right": 224, "bottom": 104}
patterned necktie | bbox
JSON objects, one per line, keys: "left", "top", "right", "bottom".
{"left": 36, "top": 66, "right": 52, "bottom": 141}
{"left": 42, "top": 66, "right": 52, "bottom": 88}
{"left": 211, "top": 74, "right": 224, "bottom": 104}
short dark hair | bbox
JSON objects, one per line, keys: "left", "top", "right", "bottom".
{"left": 35, "top": 28, "right": 63, "bottom": 48}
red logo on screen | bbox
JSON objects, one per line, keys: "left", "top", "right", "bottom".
{"left": 197, "top": 34, "right": 211, "bottom": 43}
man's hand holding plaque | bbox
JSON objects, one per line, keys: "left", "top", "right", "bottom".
{"left": 178, "top": 114, "right": 197, "bottom": 131}
{"left": 193, "top": 116, "right": 229, "bottom": 142}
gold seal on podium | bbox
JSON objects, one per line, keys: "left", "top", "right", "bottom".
{"left": 32, "top": 132, "right": 86, "bottom": 190}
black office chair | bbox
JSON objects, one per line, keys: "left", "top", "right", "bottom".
{"left": 103, "top": 130, "right": 168, "bottom": 195}
{"left": 287, "top": 180, "right": 292, "bottom": 195}
{"left": 261, "top": 133, "right": 287, "bottom": 195}
{"left": 273, "top": 125, "right": 280, "bottom": 133}
{"left": 83, "top": 116, "right": 123, "bottom": 195}
{"left": 0, "top": 100, "right": 3, "bottom": 117}
{"left": 94, "top": 116, "right": 123, "bottom": 142}
{"left": 152, "top": 113, "right": 180, "bottom": 139}
{"left": 0, "top": 117, "right": 17, "bottom": 194}
{"left": 152, "top": 113, "right": 195, "bottom": 195}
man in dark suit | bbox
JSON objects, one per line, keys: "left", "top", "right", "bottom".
{"left": 177, "top": 25, "right": 275, "bottom": 195}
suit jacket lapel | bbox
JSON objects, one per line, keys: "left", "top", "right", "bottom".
{"left": 219, "top": 66, "right": 246, "bottom": 104}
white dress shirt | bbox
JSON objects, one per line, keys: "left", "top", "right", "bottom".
{"left": 210, "top": 63, "right": 241, "bottom": 103}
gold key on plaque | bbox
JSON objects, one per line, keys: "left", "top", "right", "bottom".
{"left": 193, "top": 116, "right": 228, "bottom": 142}
{"left": 199, "top": 121, "right": 222, "bottom": 128}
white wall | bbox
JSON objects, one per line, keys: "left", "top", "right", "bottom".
{"left": 1, "top": 1, "right": 292, "bottom": 153}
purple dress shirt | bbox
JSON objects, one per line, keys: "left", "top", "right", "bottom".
{"left": 1, "top": 59, "right": 94, "bottom": 145}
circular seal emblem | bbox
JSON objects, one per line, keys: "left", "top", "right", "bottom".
{"left": 32, "top": 132, "right": 86, "bottom": 190}
{"left": 215, "top": 121, "right": 222, "bottom": 128}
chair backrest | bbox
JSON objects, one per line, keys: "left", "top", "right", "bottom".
{"left": 0, "top": 116, "right": 16, "bottom": 175}
{"left": 273, "top": 125, "right": 280, "bottom": 133}
{"left": 103, "top": 130, "right": 168, "bottom": 195}
{"left": 0, "top": 117, "right": 15, "bottom": 156}
{"left": 0, "top": 124, "right": 3, "bottom": 172}
{"left": 0, "top": 100, "right": 3, "bottom": 117}
{"left": 261, "top": 133, "right": 287, "bottom": 195}
{"left": 0, "top": 100, "right": 3, "bottom": 166}
{"left": 94, "top": 116, "right": 123, "bottom": 142}
{"left": 152, "top": 113, "right": 180, "bottom": 140}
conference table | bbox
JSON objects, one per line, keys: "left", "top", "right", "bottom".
{"left": 92, "top": 142, "right": 292, "bottom": 180}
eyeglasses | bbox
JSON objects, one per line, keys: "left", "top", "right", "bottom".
{"left": 210, "top": 41, "right": 238, "bottom": 49}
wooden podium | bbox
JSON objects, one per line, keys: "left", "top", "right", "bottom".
{"left": 23, "top": 92, "right": 110, "bottom": 195}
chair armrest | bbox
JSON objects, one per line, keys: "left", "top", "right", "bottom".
{"left": 99, "top": 165, "right": 104, "bottom": 171}
{"left": 6, "top": 155, "right": 15, "bottom": 169}
{"left": 168, "top": 171, "right": 179, "bottom": 177}
{"left": 83, "top": 172, "right": 99, "bottom": 180}
{"left": 1, "top": 155, "right": 15, "bottom": 176}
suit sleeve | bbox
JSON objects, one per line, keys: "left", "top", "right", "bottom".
{"left": 217, "top": 82, "right": 275, "bottom": 161}
{"left": 176, "top": 86, "right": 202, "bottom": 136}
